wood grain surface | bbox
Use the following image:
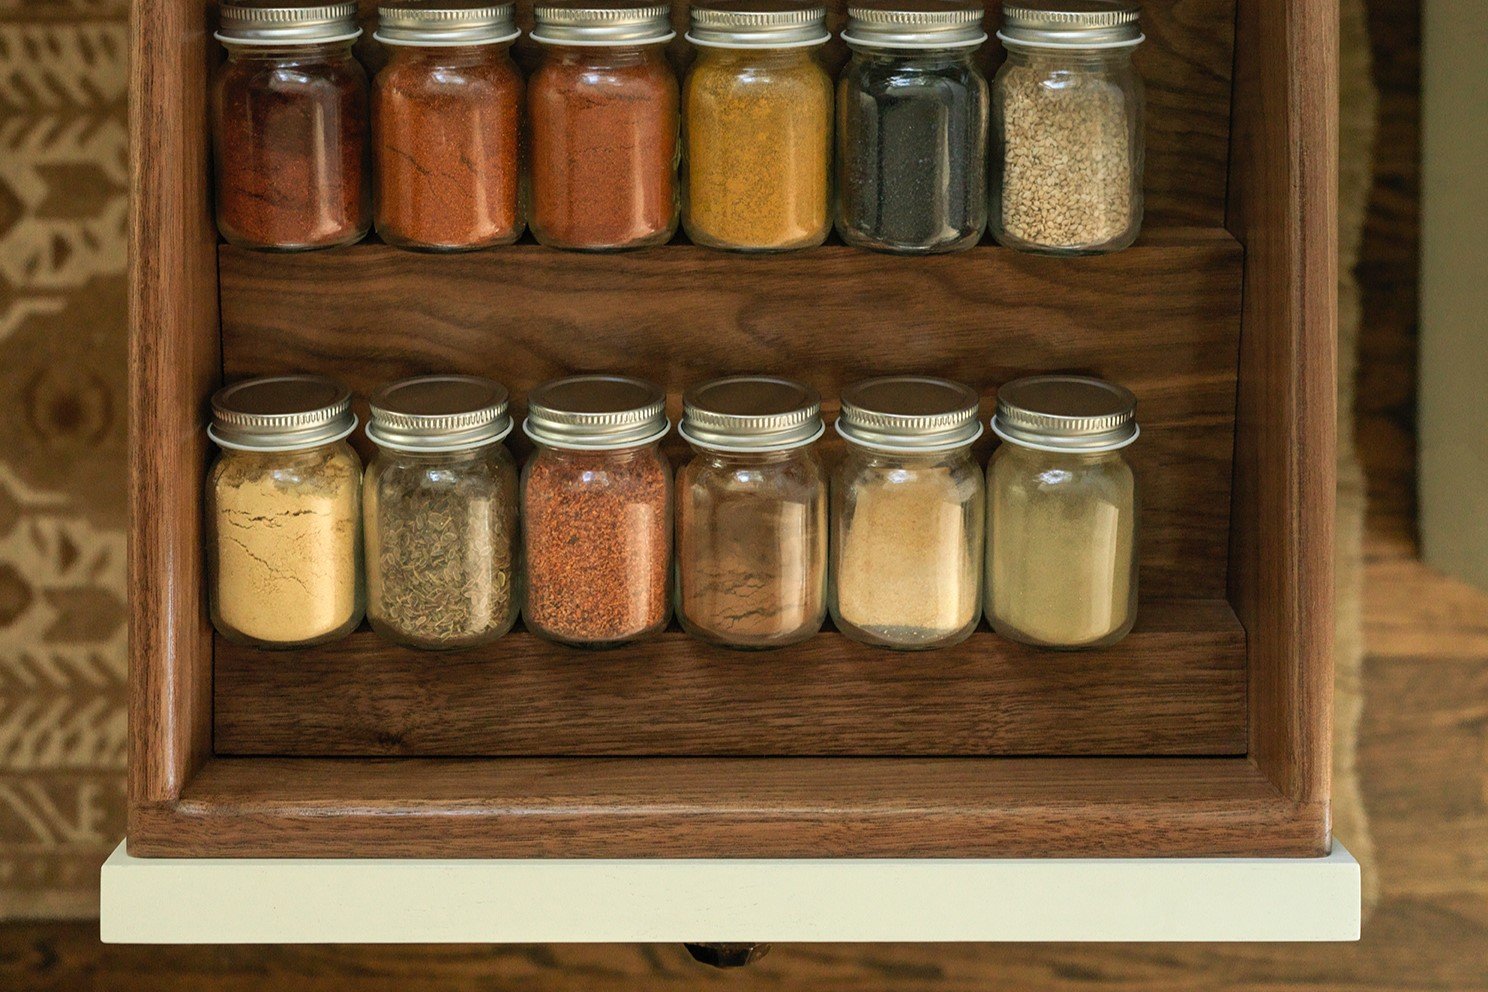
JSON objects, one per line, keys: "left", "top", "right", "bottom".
{"left": 214, "top": 601, "right": 1246, "bottom": 757}
{"left": 219, "top": 229, "right": 1243, "bottom": 602}
{"left": 126, "top": 754, "right": 1324, "bottom": 858}
{"left": 1224, "top": 0, "right": 1338, "bottom": 821}
{"left": 126, "top": 0, "right": 219, "bottom": 823}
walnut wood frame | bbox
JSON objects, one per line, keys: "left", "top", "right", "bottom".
{"left": 127, "top": 0, "right": 1337, "bottom": 858}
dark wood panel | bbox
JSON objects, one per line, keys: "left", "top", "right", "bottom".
{"left": 219, "top": 229, "right": 1242, "bottom": 601}
{"left": 214, "top": 600, "right": 1246, "bottom": 758}
{"left": 1224, "top": 0, "right": 1337, "bottom": 823}
{"left": 341, "top": 0, "right": 1236, "bottom": 227}
{"left": 127, "top": 0, "right": 219, "bottom": 825}
{"left": 128, "top": 755, "right": 1324, "bottom": 858}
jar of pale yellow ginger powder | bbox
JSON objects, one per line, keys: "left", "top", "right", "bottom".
{"left": 831, "top": 377, "right": 985, "bottom": 650}
{"left": 206, "top": 375, "right": 364, "bottom": 649}
{"left": 987, "top": 375, "right": 1138, "bottom": 649}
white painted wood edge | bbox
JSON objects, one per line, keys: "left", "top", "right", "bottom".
{"left": 100, "top": 840, "right": 1360, "bottom": 944}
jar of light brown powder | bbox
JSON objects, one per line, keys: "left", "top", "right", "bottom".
{"left": 206, "top": 375, "right": 364, "bottom": 649}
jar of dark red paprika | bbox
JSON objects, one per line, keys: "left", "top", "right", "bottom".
{"left": 528, "top": 2, "right": 680, "bottom": 250}
{"left": 373, "top": 0, "right": 525, "bottom": 251}
{"left": 521, "top": 375, "right": 673, "bottom": 647}
{"left": 212, "top": 1, "right": 371, "bottom": 250}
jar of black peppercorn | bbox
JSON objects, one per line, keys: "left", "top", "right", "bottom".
{"left": 521, "top": 375, "right": 673, "bottom": 647}
{"left": 364, "top": 376, "right": 520, "bottom": 651}
{"left": 836, "top": 1, "right": 989, "bottom": 254}
{"left": 213, "top": 1, "right": 371, "bottom": 250}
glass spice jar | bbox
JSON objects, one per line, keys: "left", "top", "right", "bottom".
{"left": 986, "top": 375, "right": 1139, "bottom": 649}
{"left": 682, "top": 2, "right": 833, "bottom": 252}
{"left": 206, "top": 376, "right": 364, "bottom": 649}
{"left": 836, "top": 1, "right": 989, "bottom": 254}
{"left": 676, "top": 377, "right": 827, "bottom": 649}
{"left": 363, "top": 376, "right": 520, "bottom": 650}
{"left": 528, "top": 2, "right": 680, "bottom": 250}
{"left": 372, "top": 1, "right": 524, "bottom": 251}
{"left": 831, "top": 377, "right": 985, "bottom": 650}
{"left": 521, "top": 375, "right": 673, "bottom": 646}
{"left": 212, "top": 1, "right": 371, "bottom": 250}
{"left": 989, "top": 1, "right": 1145, "bottom": 255}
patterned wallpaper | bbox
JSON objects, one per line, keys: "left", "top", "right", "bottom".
{"left": 0, "top": 0, "right": 129, "bottom": 919}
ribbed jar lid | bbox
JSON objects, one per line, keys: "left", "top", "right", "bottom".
{"left": 843, "top": 0, "right": 986, "bottom": 49}
{"left": 680, "top": 376, "right": 823, "bottom": 452}
{"left": 998, "top": 0, "right": 1143, "bottom": 48}
{"left": 366, "top": 375, "right": 512, "bottom": 451}
{"left": 838, "top": 376, "right": 983, "bottom": 451}
{"left": 216, "top": 0, "right": 361, "bottom": 44}
{"left": 531, "top": 0, "right": 674, "bottom": 45}
{"left": 376, "top": 0, "right": 518, "bottom": 45}
{"left": 992, "top": 375, "right": 1138, "bottom": 451}
{"left": 688, "top": 1, "right": 829, "bottom": 48}
{"left": 209, "top": 375, "right": 357, "bottom": 451}
{"left": 524, "top": 375, "right": 670, "bottom": 449}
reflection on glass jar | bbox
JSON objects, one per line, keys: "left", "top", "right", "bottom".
{"left": 986, "top": 375, "right": 1139, "bottom": 648}
{"left": 989, "top": 1, "right": 1146, "bottom": 255}
{"left": 206, "top": 376, "right": 364, "bottom": 649}
{"left": 832, "top": 377, "right": 985, "bottom": 649}
{"left": 522, "top": 375, "right": 673, "bottom": 647}
{"left": 364, "top": 376, "right": 520, "bottom": 651}
{"left": 676, "top": 376, "right": 827, "bottom": 649}
{"left": 212, "top": 2, "right": 370, "bottom": 250}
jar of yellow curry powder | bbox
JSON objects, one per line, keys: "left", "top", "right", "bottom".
{"left": 683, "top": 1, "right": 832, "bottom": 251}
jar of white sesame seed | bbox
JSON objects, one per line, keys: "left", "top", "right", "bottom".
{"left": 989, "top": 1, "right": 1145, "bottom": 256}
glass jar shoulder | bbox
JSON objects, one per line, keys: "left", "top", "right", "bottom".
{"left": 841, "top": 49, "right": 987, "bottom": 98}
{"left": 837, "top": 445, "right": 983, "bottom": 497}
{"left": 376, "top": 47, "right": 521, "bottom": 101}
{"left": 523, "top": 444, "right": 672, "bottom": 497}
{"left": 989, "top": 442, "right": 1133, "bottom": 500}
{"left": 687, "top": 48, "right": 831, "bottom": 105}
{"left": 532, "top": 45, "right": 677, "bottom": 99}
{"left": 218, "top": 45, "right": 367, "bottom": 104}
{"left": 369, "top": 445, "right": 515, "bottom": 493}
{"left": 680, "top": 447, "right": 825, "bottom": 500}
{"left": 211, "top": 440, "right": 362, "bottom": 496}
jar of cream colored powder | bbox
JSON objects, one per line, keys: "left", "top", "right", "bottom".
{"left": 206, "top": 375, "right": 364, "bottom": 649}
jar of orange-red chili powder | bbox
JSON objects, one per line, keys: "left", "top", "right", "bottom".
{"left": 372, "top": 0, "right": 524, "bottom": 250}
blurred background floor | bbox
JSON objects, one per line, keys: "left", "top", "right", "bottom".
{"left": 3, "top": 0, "right": 1483, "bottom": 989}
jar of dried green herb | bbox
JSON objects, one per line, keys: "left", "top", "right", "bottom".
{"left": 364, "top": 375, "right": 520, "bottom": 650}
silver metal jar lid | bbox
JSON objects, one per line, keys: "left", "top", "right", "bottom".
{"left": 531, "top": 1, "right": 675, "bottom": 45}
{"left": 216, "top": 0, "right": 361, "bottom": 45}
{"left": 524, "top": 374, "right": 670, "bottom": 450}
{"left": 680, "top": 376, "right": 823, "bottom": 452}
{"left": 837, "top": 376, "right": 983, "bottom": 451}
{"left": 208, "top": 375, "right": 358, "bottom": 451}
{"left": 998, "top": 0, "right": 1143, "bottom": 49}
{"left": 687, "top": 1, "right": 829, "bottom": 48}
{"left": 376, "top": 0, "right": 519, "bottom": 45}
{"left": 843, "top": 1, "right": 987, "bottom": 50}
{"left": 366, "top": 375, "right": 513, "bottom": 451}
{"left": 992, "top": 375, "right": 1138, "bottom": 452}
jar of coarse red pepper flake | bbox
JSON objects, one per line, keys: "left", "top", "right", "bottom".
{"left": 521, "top": 375, "right": 673, "bottom": 647}
{"left": 373, "top": 0, "right": 525, "bottom": 250}
{"left": 213, "top": 0, "right": 371, "bottom": 250}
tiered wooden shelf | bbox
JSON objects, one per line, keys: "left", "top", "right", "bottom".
{"left": 127, "top": 0, "right": 1338, "bottom": 863}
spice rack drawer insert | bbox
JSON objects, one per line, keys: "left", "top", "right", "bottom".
{"left": 215, "top": 600, "right": 1246, "bottom": 757}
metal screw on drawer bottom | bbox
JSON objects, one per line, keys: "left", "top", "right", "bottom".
{"left": 684, "top": 943, "right": 773, "bottom": 968}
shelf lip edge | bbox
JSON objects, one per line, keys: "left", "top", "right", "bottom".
{"left": 101, "top": 839, "right": 1361, "bottom": 944}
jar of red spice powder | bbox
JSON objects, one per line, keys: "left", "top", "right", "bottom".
{"left": 213, "top": 1, "right": 371, "bottom": 250}
{"left": 521, "top": 375, "right": 673, "bottom": 646}
{"left": 373, "top": 1, "right": 525, "bottom": 251}
{"left": 528, "top": 2, "right": 680, "bottom": 250}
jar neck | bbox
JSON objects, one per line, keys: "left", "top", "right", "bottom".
{"left": 535, "top": 440, "right": 661, "bottom": 463}
{"left": 689, "top": 444, "right": 813, "bottom": 466}
{"left": 1003, "top": 44, "right": 1133, "bottom": 68}
{"left": 384, "top": 42, "right": 512, "bottom": 67}
{"left": 849, "top": 443, "right": 975, "bottom": 466}
{"left": 694, "top": 44, "right": 820, "bottom": 68}
{"left": 218, "top": 439, "right": 347, "bottom": 462}
{"left": 372, "top": 443, "right": 498, "bottom": 464}
{"left": 222, "top": 40, "right": 357, "bottom": 62}
{"left": 539, "top": 42, "right": 669, "bottom": 69}
{"left": 849, "top": 44, "right": 977, "bottom": 66}
{"left": 1002, "top": 441, "right": 1128, "bottom": 464}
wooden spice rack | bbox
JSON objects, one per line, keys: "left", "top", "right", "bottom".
{"left": 128, "top": 0, "right": 1338, "bottom": 859}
